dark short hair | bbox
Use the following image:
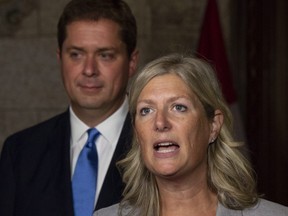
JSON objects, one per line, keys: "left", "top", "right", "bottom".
{"left": 57, "top": 0, "right": 137, "bottom": 57}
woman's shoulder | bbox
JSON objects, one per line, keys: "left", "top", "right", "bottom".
{"left": 94, "top": 203, "right": 120, "bottom": 216}
{"left": 243, "top": 198, "right": 288, "bottom": 216}
{"left": 217, "top": 199, "right": 288, "bottom": 216}
{"left": 94, "top": 203, "right": 139, "bottom": 216}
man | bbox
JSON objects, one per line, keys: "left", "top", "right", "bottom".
{"left": 0, "top": 0, "right": 138, "bottom": 215}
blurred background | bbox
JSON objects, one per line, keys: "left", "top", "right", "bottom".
{"left": 0, "top": 0, "right": 287, "bottom": 206}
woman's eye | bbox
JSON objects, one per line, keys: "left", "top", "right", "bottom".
{"left": 139, "top": 107, "right": 152, "bottom": 116}
{"left": 174, "top": 104, "right": 187, "bottom": 112}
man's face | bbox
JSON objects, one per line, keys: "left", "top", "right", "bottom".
{"left": 58, "top": 19, "right": 138, "bottom": 122}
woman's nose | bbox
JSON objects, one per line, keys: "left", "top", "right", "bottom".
{"left": 154, "top": 110, "right": 171, "bottom": 132}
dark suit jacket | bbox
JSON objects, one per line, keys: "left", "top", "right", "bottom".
{"left": 0, "top": 110, "right": 132, "bottom": 216}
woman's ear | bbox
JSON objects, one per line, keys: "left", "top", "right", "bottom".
{"left": 209, "top": 109, "right": 224, "bottom": 143}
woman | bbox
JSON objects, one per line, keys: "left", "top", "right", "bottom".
{"left": 94, "top": 54, "right": 288, "bottom": 216}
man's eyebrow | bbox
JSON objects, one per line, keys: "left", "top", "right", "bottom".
{"left": 96, "top": 47, "right": 117, "bottom": 52}
{"left": 65, "top": 46, "right": 84, "bottom": 52}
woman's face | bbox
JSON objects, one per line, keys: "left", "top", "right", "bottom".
{"left": 135, "top": 74, "right": 220, "bottom": 181}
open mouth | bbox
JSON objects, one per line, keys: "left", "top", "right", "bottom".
{"left": 153, "top": 142, "right": 180, "bottom": 153}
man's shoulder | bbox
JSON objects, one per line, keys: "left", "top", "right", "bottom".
{"left": 3, "top": 110, "right": 69, "bottom": 146}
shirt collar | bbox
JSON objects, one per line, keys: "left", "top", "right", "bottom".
{"left": 70, "top": 97, "right": 129, "bottom": 145}
{"left": 97, "top": 97, "right": 129, "bottom": 143}
{"left": 70, "top": 108, "right": 89, "bottom": 147}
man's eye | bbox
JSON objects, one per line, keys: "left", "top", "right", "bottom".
{"left": 100, "top": 52, "right": 115, "bottom": 61}
{"left": 139, "top": 107, "right": 152, "bottom": 116}
{"left": 69, "top": 51, "right": 81, "bottom": 59}
{"left": 174, "top": 104, "right": 187, "bottom": 112}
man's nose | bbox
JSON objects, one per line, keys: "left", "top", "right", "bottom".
{"left": 83, "top": 56, "right": 98, "bottom": 76}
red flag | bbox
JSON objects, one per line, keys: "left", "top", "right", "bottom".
{"left": 197, "top": 0, "right": 236, "bottom": 104}
{"left": 197, "top": 0, "right": 246, "bottom": 141}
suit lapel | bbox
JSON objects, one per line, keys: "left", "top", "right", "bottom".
{"left": 96, "top": 114, "right": 132, "bottom": 210}
{"left": 55, "top": 110, "right": 75, "bottom": 215}
{"left": 38, "top": 110, "right": 74, "bottom": 215}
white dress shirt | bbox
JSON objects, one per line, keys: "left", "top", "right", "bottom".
{"left": 70, "top": 97, "right": 129, "bottom": 205}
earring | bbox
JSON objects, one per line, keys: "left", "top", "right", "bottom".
{"left": 210, "top": 138, "right": 216, "bottom": 144}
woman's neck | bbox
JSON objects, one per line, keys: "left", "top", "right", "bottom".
{"left": 157, "top": 176, "right": 218, "bottom": 216}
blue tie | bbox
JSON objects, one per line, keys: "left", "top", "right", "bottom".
{"left": 72, "top": 128, "right": 100, "bottom": 216}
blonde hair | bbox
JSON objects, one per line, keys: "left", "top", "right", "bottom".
{"left": 119, "top": 53, "right": 258, "bottom": 215}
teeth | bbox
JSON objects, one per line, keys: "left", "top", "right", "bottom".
{"left": 154, "top": 142, "right": 179, "bottom": 153}
{"left": 157, "top": 148, "right": 176, "bottom": 153}
{"left": 157, "top": 142, "right": 173, "bottom": 146}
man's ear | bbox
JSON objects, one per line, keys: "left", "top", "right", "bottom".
{"left": 209, "top": 109, "right": 224, "bottom": 143}
{"left": 57, "top": 48, "right": 61, "bottom": 61}
{"left": 128, "top": 49, "right": 139, "bottom": 77}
